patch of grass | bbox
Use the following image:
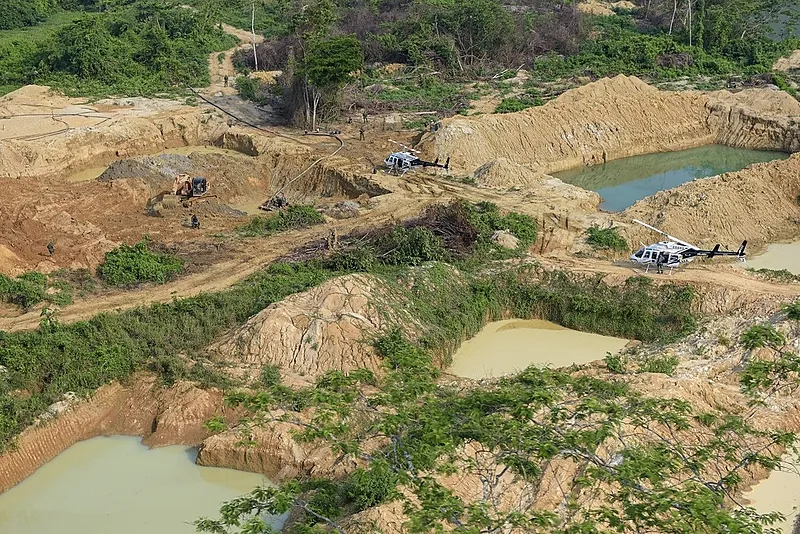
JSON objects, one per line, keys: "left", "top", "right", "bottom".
{"left": 748, "top": 268, "right": 800, "bottom": 284}
{"left": 371, "top": 77, "right": 469, "bottom": 113}
{"left": 638, "top": 354, "right": 680, "bottom": 375}
{"left": 586, "top": 226, "right": 628, "bottom": 252}
{"left": 237, "top": 205, "right": 324, "bottom": 237}
{"left": 97, "top": 239, "right": 184, "bottom": 287}
{"left": 494, "top": 94, "right": 544, "bottom": 114}
{"left": 0, "top": 260, "right": 340, "bottom": 451}
{"left": 0, "top": 271, "right": 73, "bottom": 310}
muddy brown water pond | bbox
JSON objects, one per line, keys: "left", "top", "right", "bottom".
{"left": 446, "top": 319, "right": 629, "bottom": 379}
{"left": 552, "top": 145, "right": 789, "bottom": 212}
{"left": 743, "top": 454, "right": 800, "bottom": 533}
{"left": 0, "top": 435, "right": 285, "bottom": 534}
{"left": 745, "top": 241, "right": 800, "bottom": 276}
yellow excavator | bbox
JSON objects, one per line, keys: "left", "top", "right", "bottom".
{"left": 173, "top": 173, "right": 212, "bottom": 202}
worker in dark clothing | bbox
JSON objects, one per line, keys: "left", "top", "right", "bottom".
{"left": 224, "top": 75, "right": 229, "bottom": 87}
{"left": 656, "top": 252, "right": 664, "bottom": 274}
{"left": 191, "top": 214, "right": 200, "bottom": 229}
{"left": 359, "top": 126, "right": 365, "bottom": 141}
{"left": 362, "top": 109, "right": 368, "bottom": 123}
{"left": 47, "top": 241, "right": 55, "bottom": 256}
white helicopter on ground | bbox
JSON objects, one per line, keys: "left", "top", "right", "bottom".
{"left": 383, "top": 140, "right": 450, "bottom": 176}
{"left": 630, "top": 219, "right": 747, "bottom": 273}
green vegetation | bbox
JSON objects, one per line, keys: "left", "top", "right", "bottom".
{"left": 0, "top": 272, "right": 72, "bottom": 309}
{"left": 494, "top": 94, "right": 544, "bottom": 114}
{"left": 97, "top": 240, "right": 184, "bottom": 287}
{"left": 586, "top": 226, "right": 629, "bottom": 252}
{"left": 0, "top": 0, "right": 60, "bottom": 30}
{"left": 739, "top": 322, "right": 800, "bottom": 400}
{"left": 219, "top": 0, "right": 799, "bottom": 125}
{"left": 199, "top": 326, "right": 790, "bottom": 533}
{"left": 0, "top": 261, "right": 339, "bottom": 451}
{"left": 0, "top": 0, "right": 236, "bottom": 97}
{"left": 748, "top": 267, "right": 800, "bottom": 283}
{"left": 237, "top": 205, "right": 325, "bottom": 237}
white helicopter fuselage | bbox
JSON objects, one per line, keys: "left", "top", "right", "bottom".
{"left": 384, "top": 151, "right": 419, "bottom": 174}
{"left": 630, "top": 241, "right": 691, "bottom": 268}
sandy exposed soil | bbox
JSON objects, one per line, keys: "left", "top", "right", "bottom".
{"left": 3, "top": 26, "right": 800, "bottom": 528}
{"left": 775, "top": 50, "right": 800, "bottom": 71}
{"left": 204, "top": 24, "right": 265, "bottom": 98}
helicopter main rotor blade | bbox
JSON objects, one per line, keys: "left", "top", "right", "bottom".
{"left": 388, "top": 139, "right": 421, "bottom": 153}
{"left": 632, "top": 219, "right": 697, "bottom": 249}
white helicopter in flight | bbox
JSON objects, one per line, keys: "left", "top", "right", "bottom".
{"left": 630, "top": 219, "right": 747, "bottom": 273}
{"left": 383, "top": 140, "right": 450, "bottom": 176}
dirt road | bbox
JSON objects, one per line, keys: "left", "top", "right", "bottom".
{"left": 204, "top": 24, "right": 265, "bottom": 97}
{"left": 3, "top": 171, "right": 797, "bottom": 332}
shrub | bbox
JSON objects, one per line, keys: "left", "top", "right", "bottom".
{"left": 586, "top": 226, "right": 628, "bottom": 252}
{"left": 494, "top": 94, "right": 544, "bottom": 114}
{"left": 784, "top": 301, "right": 800, "bottom": 321}
{"left": 638, "top": 354, "right": 679, "bottom": 375}
{"left": 238, "top": 206, "right": 324, "bottom": 237}
{"left": 373, "top": 227, "right": 446, "bottom": 266}
{"left": 0, "top": 271, "right": 72, "bottom": 309}
{"left": 260, "top": 364, "right": 282, "bottom": 388}
{"left": 97, "top": 240, "right": 184, "bottom": 286}
{"left": 605, "top": 351, "right": 627, "bottom": 374}
{"left": 740, "top": 324, "right": 785, "bottom": 351}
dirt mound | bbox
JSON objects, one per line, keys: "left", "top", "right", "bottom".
{"left": 578, "top": 0, "right": 635, "bottom": 15}
{"left": 774, "top": 50, "right": 800, "bottom": 71}
{"left": 209, "top": 274, "right": 402, "bottom": 386}
{"left": 0, "top": 88, "right": 230, "bottom": 179}
{"left": 197, "top": 419, "right": 360, "bottom": 482}
{"left": 427, "top": 75, "right": 799, "bottom": 176}
{"left": 473, "top": 158, "right": 601, "bottom": 211}
{"left": 623, "top": 153, "right": 800, "bottom": 250}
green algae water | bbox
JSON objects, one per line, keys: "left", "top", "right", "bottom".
{"left": 446, "top": 319, "right": 629, "bottom": 380}
{"left": 552, "top": 145, "right": 788, "bottom": 212}
{"left": 0, "top": 435, "right": 285, "bottom": 534}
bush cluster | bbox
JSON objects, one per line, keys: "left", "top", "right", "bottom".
{"left": 586, "top": 226, "right": 629, "bottom": 252}
{"left": 237, "top": 205, "right": 325, "bottom": 237}
{"left": 0, "top": 271, "right": 72, "bottom": 309}
{"left": 96, "top": 240, "right": 184, "bottom": 287}
{"left": 0, "top": 0, "right": 236, "bottom": 96}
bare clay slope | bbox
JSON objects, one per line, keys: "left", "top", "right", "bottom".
{"left": 430, "top": 75, "right": 800, "bottom": 176}
{"left": 623, "top": 153, "right": 800, "bottom": 250}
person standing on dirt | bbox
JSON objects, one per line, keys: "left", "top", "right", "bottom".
{"left": 191, "top": 214, "right": 200, "bottom": 229}
{"left": 362, "top": 109, "right": 368, "bottom": 123}
{"left": 656, "top": 252, "right": 664, "bottom": 274}
{"left": 47, "top": 241, "right": 55, "bottom": 256}
{"left": 359, "top": 126, "right": 365, "bottom": 141}
{"left": 224, "top": 75, "right": 229, "bottom": 87}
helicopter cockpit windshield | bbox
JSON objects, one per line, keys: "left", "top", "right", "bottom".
{"left": 632, "top": 248, "right": 645, "bottom": 259}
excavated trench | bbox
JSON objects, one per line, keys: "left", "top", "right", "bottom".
{"left": 552, "top": 144, "right": 789, "bottom": 212}
{"left": 445, "top": 319, "right": 629, "bottom": 379}
{"left": 0, "top": 435, "right": 285, "bottom": 534}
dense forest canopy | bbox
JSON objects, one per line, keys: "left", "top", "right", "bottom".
{"left": 0, "top": 0, "right": 235, "bottom": 95}
{"left": 1, "top": 0, "right": 796, "bottom": 99}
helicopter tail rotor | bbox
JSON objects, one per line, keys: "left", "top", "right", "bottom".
{"left": 737, "top": 240, "right": 747, "bottom": 261}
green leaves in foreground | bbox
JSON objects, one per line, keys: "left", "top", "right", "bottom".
{"left": 198, "top": 332, "right": 793, "bottom": 534}
{"left": 586, "top": 225, "right": 629, "bottom": 252}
